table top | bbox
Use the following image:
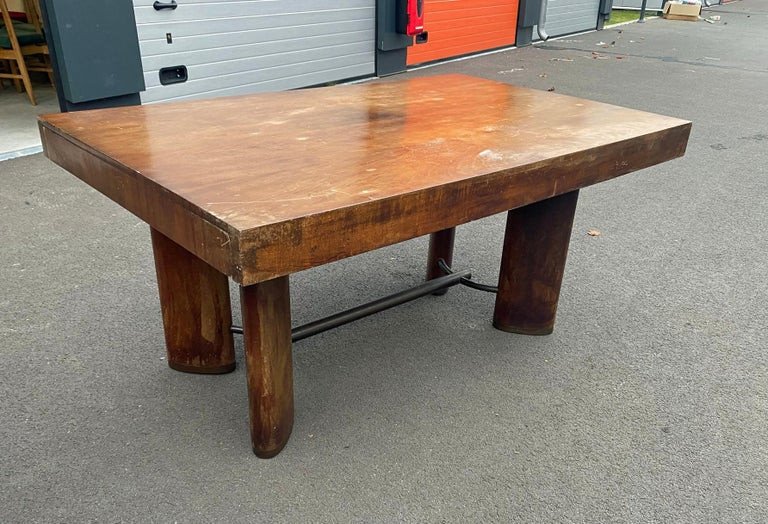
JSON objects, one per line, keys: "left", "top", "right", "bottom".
{"left": 40, "top": 74, "right": 691, "bottom": 284}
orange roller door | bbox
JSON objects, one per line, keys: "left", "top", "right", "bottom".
{"left": 407, "top": 0, "right": 519, "bottom": 66}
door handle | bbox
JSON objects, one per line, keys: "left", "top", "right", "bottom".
{"left": 153, "top": 0, "right": 178, "bottom": 10}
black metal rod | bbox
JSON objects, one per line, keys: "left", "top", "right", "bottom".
{"left": 437, "top": 259, "right": 498, "bottom": 294}
{"left": 638, "top": 0, "right": 649, "bottom": 22}
{"left": 231, "top": 270, "right": 471, "bottom": 342}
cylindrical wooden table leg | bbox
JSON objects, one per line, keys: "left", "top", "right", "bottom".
{"left": 426, "top": 227, "right": 456, "bottom": 295}
{"left": 493, "top": 190, "right": 579, "bottom": 335}
{"left": 150, "top": 228, "right": 235, "bottom": 374}
{"left": 240, "top": 277, "right": 294, "bottom": 458}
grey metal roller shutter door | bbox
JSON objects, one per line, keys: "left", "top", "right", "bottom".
{"left": 545, "top": 0, "right": 600, "bottom": 37}
{"left": 133, "top": 0, "right": 376, "bottom": 104}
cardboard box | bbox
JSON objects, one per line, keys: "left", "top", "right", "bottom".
{"left": 663, "top": 1, "right": 702, "bottom": 21}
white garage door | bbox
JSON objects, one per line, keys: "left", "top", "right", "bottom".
{"left": 133, "top": 0, "right": 376, "bottom": 104}
{"left": 545, "top": 0, "right": 600, "bottom": 37}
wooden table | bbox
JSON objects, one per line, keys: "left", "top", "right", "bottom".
{"left": 39, "top": 75, "right": 691, "bottom": 458}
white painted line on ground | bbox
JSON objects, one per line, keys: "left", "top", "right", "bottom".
{"left": 0, "top": 144, "right": 43, "bottom": 163}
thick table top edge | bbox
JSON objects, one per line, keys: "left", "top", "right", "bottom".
{"left": 38, "top": 76, "right": 692, "bottom": 285}
{"left": 231, "top": 120, "right": 691, "bottom": 284}
{"left": 39, "top": 121, "right": 245, "bottom": 281}
{"left": 39, "top": 115, "right": 691, "bottom": 286}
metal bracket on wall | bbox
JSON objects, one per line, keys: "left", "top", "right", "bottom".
{"left": 375, "top": 0, "right": 412, "bottom": 76}
{"left": 377, "top": 0, "right": 413, "bottom": 51}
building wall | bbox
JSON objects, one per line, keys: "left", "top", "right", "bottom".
{"left": 133, "top": 0, "right": 376, "bottom": 103}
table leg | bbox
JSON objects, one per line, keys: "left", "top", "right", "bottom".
{"left": 240, "top": 277, "right": 294, "bottom": 458}
{"left": 426, "top": 227, "right": 456, "bottom": 295}
{"left": 493, "top": 190, "right": 579, "bottom": 335}
{"left": 150, "top": 228, "right": 235, "bottom": 373}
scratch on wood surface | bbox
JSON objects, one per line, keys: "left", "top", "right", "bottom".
{"left": 288, "top": 107, "right": 316, "bottom": 116}
{"left": 478, "top": 149, "right": 504, "bottom": 161}
{"left": 207, "top": 195, "right": 320, "bottom": 205}
{"left": 208, "top": 189, "right": 346, "bottom": 206}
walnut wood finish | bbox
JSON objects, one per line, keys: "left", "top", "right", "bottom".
{"left": 38, "top": 74, "right": 692, "bottom": 458}
{"left": 426, "top": 228, "right": 456, "bottom": 295}
{"left": 150, "top": 228, "right": 235, "bottom": 373}
{"left": 240, "top": 277, "right": 293, "bottom": 458}
{"left": 493, "top": 191, "right": 580, "bottom": 335}
{"left": 39, "top": 75, "right": 691, "bottom": 286}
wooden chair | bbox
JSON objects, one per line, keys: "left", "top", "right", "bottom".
{"left": 0, "top": 0, "right": 47, "bottom": 105}
{"left": 23, "top": 0, "right": 41, "bottom": 31}
{"left": 21, "top": 0, "right": 53, "bottom": 85}
{"left": 0, "top": 58, "right": 11, "bottom": 89}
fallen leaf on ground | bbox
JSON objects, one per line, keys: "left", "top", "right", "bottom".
{"left": 587, "top": 229, "right": 602, "bottom": 237}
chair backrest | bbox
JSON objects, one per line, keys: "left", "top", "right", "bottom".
{"left": 1, "top": 0, "right": 12, "bottom": 25}
{"left": 23, "top": 0, "right": 42, "bottom": 33}
{"left": 0, "top": 0, "right": 23, "bottom": 53}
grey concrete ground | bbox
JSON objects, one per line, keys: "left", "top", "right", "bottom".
{"left": 1, "top": 2, "right": 767, "bottom": 521}
{"left": 0, "top": 84, "right": 58, "bottom": 160}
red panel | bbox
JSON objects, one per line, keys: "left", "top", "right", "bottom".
{"left": 407, "top": 0, "right": 519, "bottom": 66}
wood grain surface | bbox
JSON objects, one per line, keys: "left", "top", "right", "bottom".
{"left": 493, "top": 191, "right": 580, "bottom": 335}
{"left": 150, "top": 228, "right": 235, "bottom": 373}
{"left": 40, "top": 74, "right": 691, "bottom": 285}
{"left": 240, "top": 277, "right": 294, "bottom": 458}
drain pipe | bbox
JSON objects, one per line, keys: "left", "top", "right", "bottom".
{"left": 537, "top": 0, "right": 550, "bottom": 41}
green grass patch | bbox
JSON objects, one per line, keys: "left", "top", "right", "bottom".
{"left": 606, "top": 9, "right": 660, "bottom": 25}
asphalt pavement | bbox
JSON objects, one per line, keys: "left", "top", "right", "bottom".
{"left": 1, "top": 1, "right": 767, "bottom": 521}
